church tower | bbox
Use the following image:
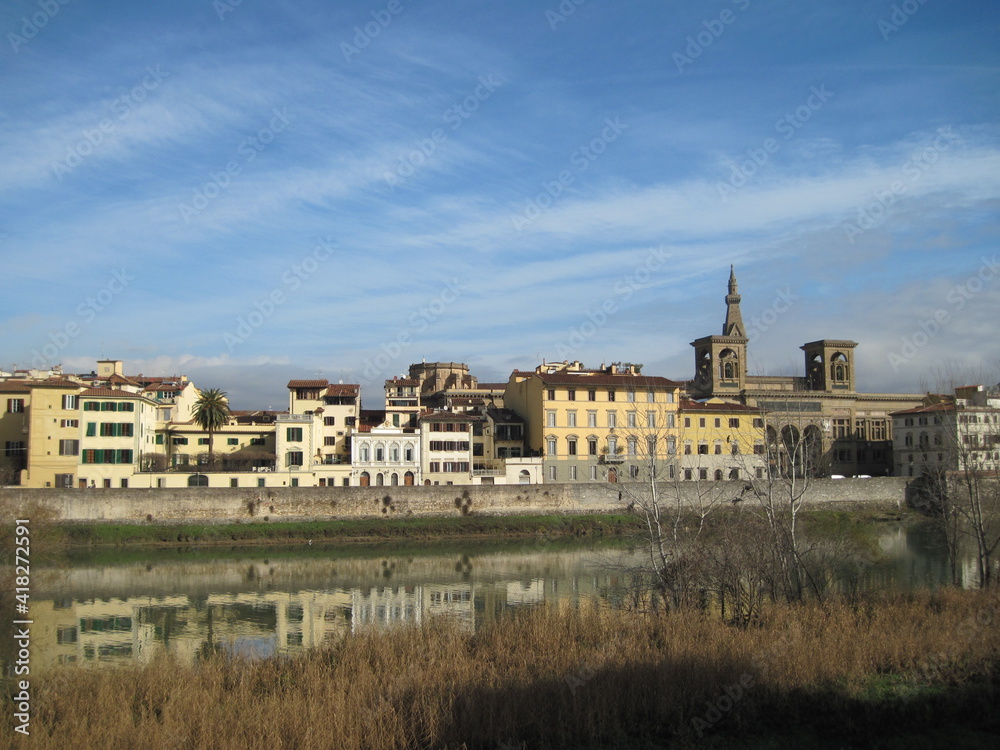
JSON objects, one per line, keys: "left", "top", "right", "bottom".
{"left": 690, "top": 266, "right": 749, "bottom": 397}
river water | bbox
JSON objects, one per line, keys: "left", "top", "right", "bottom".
{"left": 24, "top": 519, "right": 969, "bottom": 673}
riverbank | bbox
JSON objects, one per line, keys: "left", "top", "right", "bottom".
{"left": 26, "top": 505, "right": 916, "bottom": 548}
{"left": 5, "top": 588, "right": 998, "bottom": 749}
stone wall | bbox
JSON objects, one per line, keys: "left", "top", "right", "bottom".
{"left": 0, "top": 477, "right": 906, "bottom": 525}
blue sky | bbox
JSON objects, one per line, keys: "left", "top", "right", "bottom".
{"left": 1, "top": 0, "right": 998, "bottom": 409}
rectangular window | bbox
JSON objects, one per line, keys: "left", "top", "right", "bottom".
{"left": 715, "top": 418, "right": 721, "bottom": 428}
{"left": 684, "top": 417, "right": 691, "bottom": 428}
{"left": 729, "top": 418, "right": 740, "bottom": 428}
{"left": 667, "top": 392, "right": 675, "bottom": 403}
{"left": 587, "top": 411, "right": 597, "bottom": 428}
{"left": 324, "top": 416, "right": 336, "bottom": 426}
{"left": 590, "top": 466, "right": 597, "bottom": 480}
{"left": 291, "top": 478, "right": 299, "bottom": 487}
{"left": 567, "top": 389, "right": 576, "bottom": 401}
{"left": 287, "top": 451, "right": 303, "bottom": 466}
{"left": 684, "top": 468, "right": 693, "bottom": 481}
{"left": 251, "top": 437, "right": 265, "bottom": 446}
{"left": 324, "top": 436, "right": 336, "bottom": 446}
{"left": 198, "top": 438, "right": 210, "bottom": 445}
{"left": 58, "top": 439, "right": 79, "bottom": 456}
{"left": 548, "top": 466, "right": 557, "bottom": 481}
{"left": 547, "top": 389, "right": 556, "bottom": 401}
{"left": 83, "top": 401, "right": 99, "bottom": 411}
{"left": 607, "top": 411, "right": 616, "bottom": 428}
{"left": 286, "top": 427, "right": 303, "bottom": 442}
{"left": 647, "top": 391, "right": 655, "bottom": 403}
{"left": 627, "top": 412, "right": 637, "bottom": 428}
{"left": 60, "top": 419, "right": 79, "bottom": 428}
{"left": 546, "top": 411, "right": 556, "bottom": 428}
{"left": 569, "top": 465, "right": 577, "bottom": 480}
{"left": 699, "top": 418, "right": 706, "bottom": 428}
{"left": 547, "top": 438, "right": 557, "bottom": 456}
{"left": 568, "top": 439, "right": 577, "bottom": 456}
{"left": 627, "top": 390, "right": 636, "bottom": 403}
{"left": 173, "top": 437, "right": 188, "bottom": 445}
{"left": 588, "top": 438, "right": 598, "bottom": 456}
{"left": 230, "top": 478, "right": 239, "bottom": 488}
{"left": 668, "top": 414, "right": 676, "bottom": 428}
{"left": 258, "top": 478, "right": 265, "bottom": 487}
{"left": 698, "top": 444, "right": 709, "bottom": 455}
{"left": 753, "top": 418, "right": 764, "bottom": 429}
{"left": 62, "top": 394, "right": 78, "bottom": 409}
{"left": 714, "top": 443, "right": 722, "bottom": 455}
{"left": 7, "top": 398, "right": 24, "bottom": 413}
{"left": 227, "top": 438, "right": 239, "bottom": 445}
{"left": 567, "top": 411, "right": 577, "bottom": 428}
{"left": 608, "top": 390, "right": 615, "bottom": 402}
{"left": 588, "top": 390, "right": 596, "bottom": 401}
{"left": 86, "top": 422, "right": 96, "bottom": 437}
{"left": 647, "top": 411, "right": 656, "bottom": 429}
{"left": 699, "top": 468, "right": 708, "bottom": 480}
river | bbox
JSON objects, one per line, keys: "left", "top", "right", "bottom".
{"left": 23, "top": 518, "right": 971, "bottom": 673}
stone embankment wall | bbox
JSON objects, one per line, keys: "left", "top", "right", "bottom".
{"left": 0, "top": 477, "right": 906, "bottom": 525}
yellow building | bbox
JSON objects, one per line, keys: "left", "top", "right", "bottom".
{"left": 505, "top": 361, "right": 683, "bottom": 483}
{"left": 677, "top": 398, "right": 766, "bottom": 481}
{"left": 1, "top": 378, "right": 86, "bottom": 488}
{"left": 78, "top": 387, "right": 159, "bottom": 488}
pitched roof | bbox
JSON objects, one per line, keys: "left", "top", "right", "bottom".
{"left": 0, "top": 382, "right": 32, "bottom": 393}
{"left": 287, "top": 379, "right": 328, "bottom": 389}
{"left": 325, "top": 384, "right": 359, "bottom": 397}
{"left": 889, "top": 402, "right": 957, "bottom": 417}
{"left": 80, "top": 387, "right": 145, "bottom": 398}
{"left": 680, "top": 399, "right": 760, "bottom": 414}
{"left": 535, "top": 372, "right": 684, "bottom": 388}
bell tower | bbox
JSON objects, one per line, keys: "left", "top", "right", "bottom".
{"left": 801, "top": 340, "right": 857, "bottom": 392}
{"left": 690, "top": 267, "right": 749, "bottom": 397}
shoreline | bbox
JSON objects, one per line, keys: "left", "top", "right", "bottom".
{"left": 46, "top": 505, "right": 917, "bottom": 548}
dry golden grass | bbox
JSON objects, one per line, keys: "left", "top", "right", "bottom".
{"left": 6, "top": 588, "right": 1000, "bottom": 749}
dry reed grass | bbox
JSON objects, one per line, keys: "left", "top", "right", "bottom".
{"left": 5, "top": 588, "right": 999, "bottom": 749}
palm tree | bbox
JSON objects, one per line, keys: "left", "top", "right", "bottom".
{"left": 192, "top": 388, "right": 230, "bottom": 469}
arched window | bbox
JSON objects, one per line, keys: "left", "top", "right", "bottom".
{"left": 830, "top": 353, "right": 848, "bottom": 383}
{"left": 187, "top": 474, "right": 208, "bottom": 487}
{"left": 359, "top": 471, "right": 370, "bottom": 486}
{"left": 390, "top": 473, "right": 399, "bottom": 486}
{"left": 360, "top": 446, "right": 370, "bottom": 462}
{"left": 714, "top": 469, "right": 724, "bottom": 481}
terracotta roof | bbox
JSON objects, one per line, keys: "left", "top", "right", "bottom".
{"left": 0, "top": 382, "right": 32, "bottom": 393}
{"left": 535, "top": 372, "right": 684, "bottom": 388}
{"left": 80, "top": 387, "right": 145, "bottom": 398}
{"left": 144, "top": 383, "right": 182, "bottom": 392}
{"left": 680, "top": 399, "right": 760, "bottom": 414}
{"left": 419, "top": 409, "right": 475, "bottom": 421}
{"left": 325, "top": 384, "right": 359, "bottom": 397}
{"left": 25, "top": 378, "right": 84, "bottom": 389}
{"left": 287, "top": 379, "right": 328, "bottom": 389}
{"left": 385, "top": 378, "right": 420, "bottom": 386}
{"left": 890, "top": 403, "right": 958, "bottom": 416}
{"left": 107, "top": 373, "right": 141, "bottom": 386}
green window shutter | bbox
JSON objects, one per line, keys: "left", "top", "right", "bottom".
{"left": 86, "top": 423, "right": 96, "bottom": 437}
{"left": 156, "top": 434, "right": 163, "bottom": 444}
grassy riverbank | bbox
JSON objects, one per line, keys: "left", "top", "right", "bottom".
{"left": 41, "top": 505, "right": 916, "bottom": 548}
{"left": 6, "top": 588, "right": 998, "bottom": 749}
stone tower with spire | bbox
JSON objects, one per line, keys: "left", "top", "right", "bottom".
{"left": 690, "top": 266, "right": 749, "bottom": 397}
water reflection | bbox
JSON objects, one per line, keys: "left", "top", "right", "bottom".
{"left": 26, "top": 520, "right": 971, "bottom": 673}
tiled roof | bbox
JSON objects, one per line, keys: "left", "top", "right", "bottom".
{"left": 680, "top": 399, "right": 760, "bottom": 414}
{"left": 535, "top": 372, "right": 684, "bottom": 388}
{"left": 890, "top": 403, "right": 957, "bottom": 416}
{"left": 0, "top": 382, "right": 32, "bottom": 393}
{"left": 26, "top": 378, "right": 85, "bottom": 389}
{"left": 385, "top": 378, "right": 420, "bottom": 386}
{"left": 418, "top": 409, "right": 476, "bottom": 421}
{"left": 325, "top": 384, "right": 360, "bottom": 397}
{"left": 287, "top": 379, "right": 328, "bottom": 389}
{"left": 80, "top": 388, "right": 144, "bottom": 398}
{"left": 107, "top": 373, "right": 141, "bottom": 386}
